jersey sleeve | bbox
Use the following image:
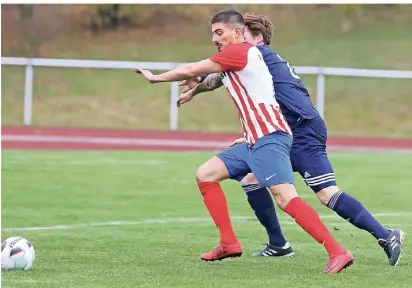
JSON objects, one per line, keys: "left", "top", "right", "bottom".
{"left": 199, "top": 74, "right": 209, "bottom": 83}
{"left": 209, "top": 43, "right": 250, "bottom": 72}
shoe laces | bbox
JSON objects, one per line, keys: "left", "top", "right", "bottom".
{"left": 378, "top": 236, "right": 395, "bottom": 257}
{"left": 211, "top": 244, "right": 226, "bottom": 256}
{"left": 260, "top": 243, "right": 272, "bottom": 252}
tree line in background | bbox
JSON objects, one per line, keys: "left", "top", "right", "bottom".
{"left": 6, "top": 4, "right": 217, "bottom": 33}
{"left": 1, "top": 4, "right": 402, "bottom": 57}
{"left": 6, "top": 4, "right": 399, "bottom": 33}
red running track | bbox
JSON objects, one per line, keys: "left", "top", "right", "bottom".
{"left": 2, "top": 125, "right": 412, "bottom": 152}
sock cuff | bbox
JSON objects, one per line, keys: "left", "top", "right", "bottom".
{"left": 197, "top": 182, "right": 220, "bottom": 195}
{"left": 327, "top": 190, "right": 344, "bottom": 209}
{"left": 242, "top": 183, "right": 265, "bottom": 193}
{"left": 283, "top": 196, "right": 302, "bottom": 216}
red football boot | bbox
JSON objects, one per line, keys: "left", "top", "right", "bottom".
{"left": 322, "top": 251, "right": 354, "bottom": 274}
{"left": 200, "top": 241, "right": 243, "bottom": 261}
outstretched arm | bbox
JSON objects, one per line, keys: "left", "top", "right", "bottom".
{"left": 135, "top": 59, "right": 223, "bottom": 84}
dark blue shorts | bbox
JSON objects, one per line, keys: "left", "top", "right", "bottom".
{"left": 216, "top": 131, "right": 294, "bottom": 187}
{"left": 290, "top": 116, "right": 336, "bottom": 192}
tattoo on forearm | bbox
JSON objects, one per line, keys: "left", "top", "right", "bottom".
{"left": 191, "top": 73, "right": 223, "bottom": 96}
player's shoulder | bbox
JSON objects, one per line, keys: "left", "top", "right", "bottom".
{"left": 256, "top": 45, "right": 279, "bottom": 57}
{"left": 222, "top": 42, "right": 254, "bottom": 55}
{"left": 210, "top": 43, "right": 255, "bottom": 72}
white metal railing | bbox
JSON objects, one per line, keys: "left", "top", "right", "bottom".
{"left": 2, "top": 57, "right": 412, "bottom": 129}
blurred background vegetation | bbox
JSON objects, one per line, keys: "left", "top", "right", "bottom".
{"left": 2, "top": 4, "right": 412, "bottom": 137}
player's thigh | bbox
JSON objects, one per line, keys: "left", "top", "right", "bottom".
{"left": 212, "top": 143, "right": 251, "bottom": 182}
{"left": 291, "top": 124, "right": 337, "bottom": 193}
{"left": 248, "top": 131, "right": 294, "bottom": 188}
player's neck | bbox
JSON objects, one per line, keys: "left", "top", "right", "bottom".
{"left": 226, "top": 40, "right": 247, "bottom": 47}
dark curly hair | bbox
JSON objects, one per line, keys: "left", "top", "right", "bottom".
{"left": 244, "top": 13, "right": 273, "bottom": 45}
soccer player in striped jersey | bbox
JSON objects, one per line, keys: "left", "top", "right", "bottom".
{"left": 177, "top": 13, "right": 404, "bottom": 267}
{"left": 135, "top": 9, "right": 353, "bottom": 274}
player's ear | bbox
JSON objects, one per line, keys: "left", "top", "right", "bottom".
{"left": 257, "top": 33, "right": 264, "bottom": 45}
{"left": 234, "top": 26, "right": 243, "bottom": 39}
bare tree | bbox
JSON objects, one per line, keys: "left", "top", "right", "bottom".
{"left": 17, "top": 4, "right": 65, "bottom": 57}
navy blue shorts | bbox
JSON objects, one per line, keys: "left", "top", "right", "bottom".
{"left": 290, "top": 116, "right": 336, "bottom": 192}
{"left": 216, "top": 131, "right": 294, "bottom": 187}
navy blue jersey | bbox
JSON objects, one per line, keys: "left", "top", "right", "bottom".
{"left": 256, "top": 45, "right": 319, "bottom": 129}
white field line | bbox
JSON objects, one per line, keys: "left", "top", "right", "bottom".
{"left": 5, "top": 155, "right": 165, "bottom": 161}
{"left": 3, "top": 134, "right": 412, "bottom": 152}
{"left": 2, "top": 212, "right": 412, "bottom": 232}
{"left": 5, "top": 158, "right": 166, "bottom": 166}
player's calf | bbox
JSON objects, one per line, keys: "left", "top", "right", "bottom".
{"left": 316, "top": 184, "right": 404, "bottom": 266}
{"left": 301, "top": 154, "right": 400, "bottom": 265}
{"left": 321, "top": 187, "right": 392, "bottom": 241}
{"left": 196, "top": 157, "right": 240, "bottom": 256}
{"left": 268, "top": 184, "right": 351, "bottom": 273}
{"left": 249, "top": 132, "right": 351, "bottom": 273}
{"left": 241, "top": 181, "right": 290, "bottom": 250}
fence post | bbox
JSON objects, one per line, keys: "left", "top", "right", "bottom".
{"left": 316, "top": 72, "right": 325, "bottom": 119}
{"left": 169, "top": 81, "right": 179, "bottom": 130}
{"left": 24, "top": 62, "right": 34, "bottom": 125}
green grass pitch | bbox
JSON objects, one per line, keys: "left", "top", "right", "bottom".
{"left": 1, "top": 150, "right": 412, "bottom": 287}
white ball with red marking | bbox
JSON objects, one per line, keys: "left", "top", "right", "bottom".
{"left": 1, "top": 237, "right": 35, "bottom": 271}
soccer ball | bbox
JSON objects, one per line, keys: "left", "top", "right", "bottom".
{"left": 1, "top": 236, "right": 35, "bottom": 271}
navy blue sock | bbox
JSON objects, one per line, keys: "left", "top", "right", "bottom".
{"left": 243, "top": 184, "right": 287, "bottom": 247}
{"left": 328, "top": 191, "right": 390, "bottom": 240}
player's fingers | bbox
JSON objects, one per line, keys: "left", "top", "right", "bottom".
{"left": 177, "top": 97, "right": 183, "bottom": 107}
{"left": 177, "top": 99, "right": 188, "bottom": 107}
{"left": 177, "top": 95, "right": 185, "bottom": 107}
{"left": 178, "top": 80, "right": 188, "bottom": 86}
{"left": 181, "top": 95, "right": 192, "bottom": 105}
{"left": 181, "top": 86, "right": 191, "bottom": 93}
{"left": 134, "top": 68, "right": 142, "bottom": 74}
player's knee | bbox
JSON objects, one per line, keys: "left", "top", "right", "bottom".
{"left": 240, "top": 173, "right": 259, "bottom": 185}
{"left": 268, "top": 184, "right": 298, "bottom": 210}
{"left": 316, "top": 186, "right": 340, "bottom": 206}
{"left": 195, "top": 157, "right": 229, "bottom": 183}
{"left": 195, "top": 165, "right": 212, "bottom": 183}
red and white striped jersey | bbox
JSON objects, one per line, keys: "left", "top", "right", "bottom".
{"left": 210, "top": 42, "right": 292, "bottom": 145}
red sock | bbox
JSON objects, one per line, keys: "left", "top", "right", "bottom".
{"left": 198, "top": 182, "right": 238, "bottom": 245}
{"left": 284, "top": 197, "right": 346, "bottom": 258}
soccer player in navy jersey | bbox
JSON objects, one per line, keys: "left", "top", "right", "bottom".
{"left": 177, "top": 13, "right": 404, "bottom": 266}
{"left": 135, "top": 10, "right": 353, "bottom": 274}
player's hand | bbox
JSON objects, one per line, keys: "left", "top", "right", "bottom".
{"left": 178, "top": 77, "right": 201, "bottom": 93}
{"left": 177, "top": 89, "right": 194, "bottom": 107}
{"left": 134, "top": 68, "right": 156, "bottom": 83}
{"left": 229, "top": 137, "right": 246, "bottom": 147}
